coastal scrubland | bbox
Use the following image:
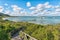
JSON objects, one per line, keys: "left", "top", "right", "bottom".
{"left": 0, "top": 17, "right": 60, "bottom": 40}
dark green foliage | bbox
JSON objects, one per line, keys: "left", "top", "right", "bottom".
{"left": 47, "top": 31, "right": 54, "bottom": 40}
{"left": 0, "top": 29, "right": 10, "bottom": 40}
{"left": 0, "top": 25, "right": 5, "bottom": 29}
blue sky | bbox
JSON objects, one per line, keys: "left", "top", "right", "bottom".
{"left": 0, "top": 0, "right": 60, "bottom": 8}
{"left": 0, "top": 0, "right": 60, "bottom": 16}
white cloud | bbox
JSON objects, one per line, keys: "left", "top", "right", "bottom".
{"left": 10, "top": 5, "right": 22, "bottom": 16}
{"left": 1, "top": 2, "right": 60, "bottom": 16}
{"left": 0, "top": 6, "right": 4, "bottom": 12}
{"left": 26, "top": 2, "right": 31, "bottom": 7}
{"left": 10, "top": 2, "right": 60, "bottom": 16}
{"left": 4, "top": 10, "right": 11, "bottom": 15}
{"left": 10, "top": 9, "right": 29, "bottom": 16}
{"left": 44, "top": 2, "right": 49, "bottom": 6}
{"left": 11, "top": 5, "right": 22, "bottom": 11}
{"left": 11, "top": 5, "right": 18, "bottom": 8}
{"left": 10, "top": 5, "right": 28, "bottom": 16}
{"left": 45, "top": 5, "right": 52, "bottom": 8}
{"left": 29, "top": 2, "right": 60, "bottom": 16}
{"left": 20, "top": 11, "right": 28, "bottom": 16}
{"left": 44, "top": 2, "right": 52, "bottom": 8}
{"left": 29, "top": 4, "right": 44, "bottom": 16}
{"left": 36, "top": 4, "right": 44, "bottom": 9}
{"left": 29, "top": 7, "right": 36, "bottom": 10}
{"left": 55, "top": 9, "right": 60, "bottom": 12}
{"left": 54, "top": 5, "right": 60, "bottom": 9}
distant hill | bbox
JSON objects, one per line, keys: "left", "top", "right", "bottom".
{"left": 0, "top": 13, "right": 10, "bottom": 17}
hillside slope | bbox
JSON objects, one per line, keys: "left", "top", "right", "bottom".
{"left": 0, "top": 13, "right": 10, "bottom": 16}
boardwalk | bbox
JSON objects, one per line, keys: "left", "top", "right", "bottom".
{"left": 11, "top": 31, "right": 37, "bottom": 40}
{"left": 11, "top": 36, "right": 22, "bottom": 40}
{"left": 11, "top": 31, "right": 22, "bottom": 40}
{"left": 11, "top": 27, "right": 37, "bottom": 40}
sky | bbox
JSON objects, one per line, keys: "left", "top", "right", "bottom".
{"left": 0, "top": 0, "right": 60, "bottom": 16}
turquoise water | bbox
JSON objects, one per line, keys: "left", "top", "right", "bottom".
{"left": 5, "top": 16, "right": 60, "bottom": 24}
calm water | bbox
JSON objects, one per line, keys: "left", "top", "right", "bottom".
{"left": 4, "top": 16, "right": 60, "bottom": 24}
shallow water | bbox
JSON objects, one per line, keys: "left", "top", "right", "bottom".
{"left": 4, "top": 16, "right": 60, "bottom": 24}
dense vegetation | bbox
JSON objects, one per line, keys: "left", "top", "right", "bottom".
{"left": 0, "top": 16, "right": 60, "bottom": 40}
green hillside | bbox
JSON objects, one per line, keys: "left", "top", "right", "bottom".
{"left": 0, "top": 13, "right": 10, "bottom": 17}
